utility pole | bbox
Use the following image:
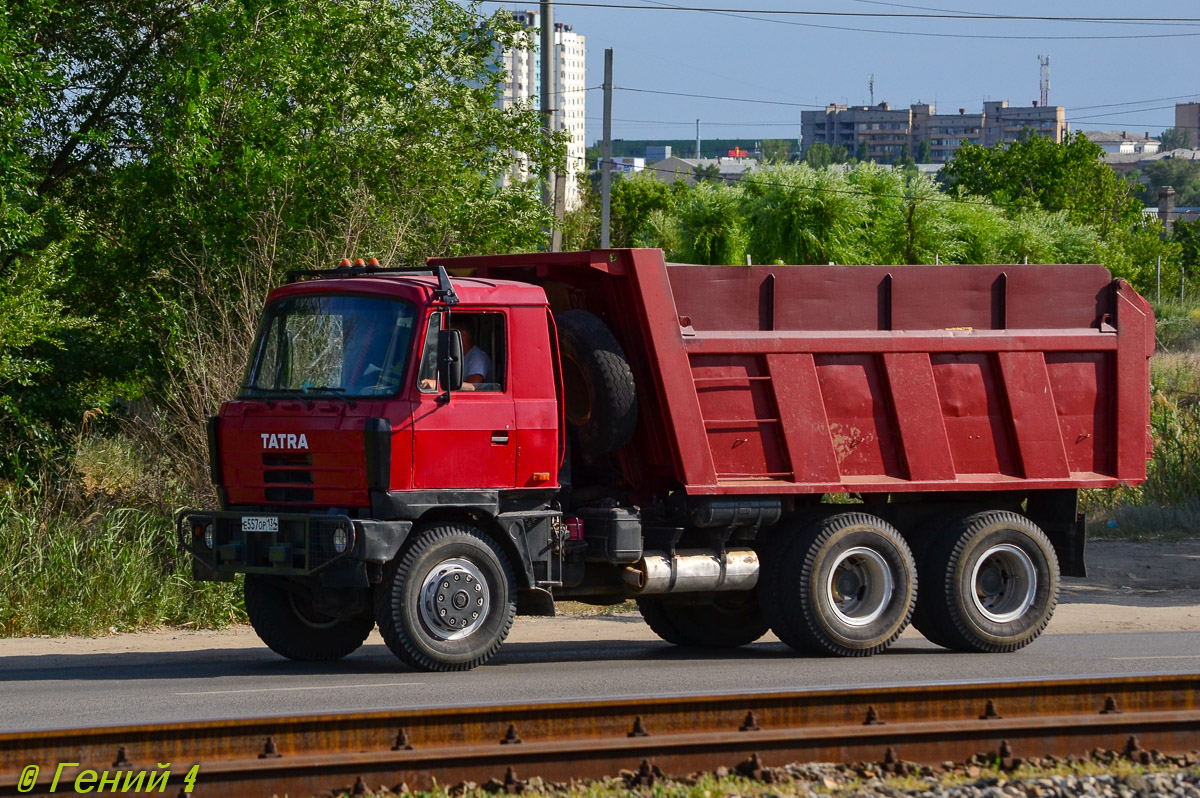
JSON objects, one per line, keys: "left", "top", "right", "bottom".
{"left": 540, "top": 1, "right": 560, "bottom": 250}
{"left": 600, "top": 48, "right": 613, "bottom": 249}
{"left": 695, "top": 119, "right": 701, "bottom": 159}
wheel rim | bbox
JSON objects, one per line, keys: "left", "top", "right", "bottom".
{"left": 288, "top": 592, "right": 341, "bottom": 630}
{"left": 970, "top": 543, "right": 1037, "bottom": 623}
{"left": 826, "top": 546, "right": 894, "bottom": 627}
{"left": 419, "top": 557, "right": 491, "bottom": 641}
{"left": 560, "top": 355, "right": 593, "bottom": 426}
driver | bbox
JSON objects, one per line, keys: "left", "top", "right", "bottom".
{"left": 420, "top": 317, "right": 493, "bottom": 391}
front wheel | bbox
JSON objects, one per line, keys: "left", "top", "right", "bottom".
{"left": 918, "top": 510, "right": 1058, "bottom": 653}
{"left": 768, "top": 513, "right": 917, "bottom": 657}
{"left": 244, "top": 576, "right": 375, "bottom": 662}
{"left": 374, "top": 522, "right": 517, "bottom": 672}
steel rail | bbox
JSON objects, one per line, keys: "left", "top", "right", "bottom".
{"left": 1, "top": 674, "right": 1197, "bottom": 797}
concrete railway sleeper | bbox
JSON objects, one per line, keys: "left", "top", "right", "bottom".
{"left": 176, "top": 249, "right": 1150, "bottom": 669}
{"left": 2, "top": 675, "right": 1197, "bottom": 798}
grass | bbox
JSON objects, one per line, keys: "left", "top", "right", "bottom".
{"left": 0, "top": 456, "right": 243, "bottom": 637}
{"left": 318, "top": 759, "right": 1200, "bottom": 798}
{"left": 1083, "top": 350, "right": 1200, "bottom": 539}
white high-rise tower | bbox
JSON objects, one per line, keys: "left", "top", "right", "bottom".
{"left": 494, "top": 10, "right": 587, "bottom": 211}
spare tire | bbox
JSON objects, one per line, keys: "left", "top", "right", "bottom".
{"left": 555, "top": 309, "right": 638, "bottom": 460}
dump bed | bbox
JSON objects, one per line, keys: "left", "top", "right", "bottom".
{"left": 435, "top": 249, "right": 1155, "bottom": 500}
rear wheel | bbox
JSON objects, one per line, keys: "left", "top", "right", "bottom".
{"left": 244, "top": 576, "right": 375, "bottom": 662}
{"left": 918, "top": 510, "right": 1058, "bottom": 653}
{"left": 374, "top": 522, "right": 517, "bottom": 672}
{"left": 637, "top": 592, "right": 769, "bottom": 648}
{"left": 768, "top": 513, "right": 916, "bottom": 657}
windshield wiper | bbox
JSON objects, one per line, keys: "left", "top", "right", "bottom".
{"left": 301, "top": 386, "right": 357, "bottom": 406}
{"left": 245, "top": 386, "right": 315, "bottom": 407}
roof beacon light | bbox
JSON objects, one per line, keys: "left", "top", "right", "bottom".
{"left": 367, "top": 257, "right": 380, "bottom": 267}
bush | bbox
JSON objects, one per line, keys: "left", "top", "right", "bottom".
{"left": 0, "top": 468, "right": 241, "bottom": 636}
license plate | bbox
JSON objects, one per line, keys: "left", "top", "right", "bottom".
{"left": 241, "top": 516, "right": 279, "bottom": 533}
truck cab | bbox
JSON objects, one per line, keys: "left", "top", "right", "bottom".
{"left": 180, "top": 264, "right": 571, "bottom": 671}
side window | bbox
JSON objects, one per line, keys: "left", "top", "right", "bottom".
{"left": 417, "top": 312, "right": 507, "bottom": 393}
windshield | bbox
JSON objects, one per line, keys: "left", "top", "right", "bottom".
{"left": 242, "top": 295, "right": 417, "bottom": 398}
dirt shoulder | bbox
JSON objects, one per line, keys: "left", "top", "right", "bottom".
{"left": 1, "top": 539, "right": 1197, "bottom": 657}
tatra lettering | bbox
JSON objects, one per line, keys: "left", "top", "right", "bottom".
{"left": 260, "top": 433, "right": 309, "bottom": 450}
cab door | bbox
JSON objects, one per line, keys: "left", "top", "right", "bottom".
{"left": 411, "top": 310, "right": 517, "bottom": 490}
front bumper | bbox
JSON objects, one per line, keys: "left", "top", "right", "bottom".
{"left": 176, "top": 510, "right": 411, "bottom": 583}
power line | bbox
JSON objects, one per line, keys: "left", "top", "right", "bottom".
{"left": 846, "top": 0, "right": 1189, "bottom": 27}
{"left": 1068, "top": 93, "right": 1200, "bottom": 112}
{"left": 613, "top": 84, "right": 1198, "bottom": 131}
{"left": 586, "top": 117, "right": 799, "bottom": 128}
{"left": 490, "top": 3, "right": 1200, "bottom": 23}
{"left": 566, "top": 153, "right": 1028, "bottom": 210}
{"left": 483, "top": 1, "right": 1200, "bottom": 40}
{"left": 615, "top": 86, "right": 821, "bottom": 109}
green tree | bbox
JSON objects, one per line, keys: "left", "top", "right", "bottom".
{"left": 561, "top": 171, "right": 600, "bottom": 251}
{"left": 856, "top": 139, "right": 871, "bottom": 162}
{"left": 1, "top": 0, "right": 563, "bottom": 454}
{"left": 675, "top": 183, "right": 747, "bottom": 265}
{"left": 610, "top": 172, "right": 676, "bottom": 247}
{"left": 851, "top": 167, "right": 950, "bottom": 265}
{"left": 940, "top": 132, "right": 1142, "bottom": 237}
{"left": 802, "top": 143, "right": 851, "bottom": 169}
{"left": 742, "top": 163, "right": 866, "bottom": 265}
{"left": 917, "top": 138, "right": 932, "bottom": 164}
{"left": 1159, "top": 127, "right": 1194, "bottom": 151}
{"left": 0, "top": 0, "right": 92, "bottom": 444}
{"left": 804, "top": 142, "right": 833, "bottom": 168}
{"left": 692, "top": 163, "right": 722, "bottom": 184}
{"left": 1172, "top": 218, "right": 1200, "bottom": 292}
{"left": 1142, "top": 159, "right": 1200, "bottom": 208}
{"left": 760, "top": 139, "right": 795, "bottom": 162}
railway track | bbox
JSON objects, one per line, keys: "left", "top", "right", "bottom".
{"left": 1, "top": 673, "right": 1197, "bottom": 797}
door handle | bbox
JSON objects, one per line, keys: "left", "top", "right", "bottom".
{"left": 491, "top": 430, "right": 510, "bottom": 445}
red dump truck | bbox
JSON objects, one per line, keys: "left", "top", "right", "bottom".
{"left": 179, "top": 249, "right": 1154, "bottom": 671}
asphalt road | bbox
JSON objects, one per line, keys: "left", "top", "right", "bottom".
{"left": 2, "top": 616, "right": 1199, "bottom": 733}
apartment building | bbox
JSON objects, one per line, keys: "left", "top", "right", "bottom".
{"left": 493, "top": 11, "right": 587, "bottom": 210}
{"left": 801, "top": 99, "right": 1063, "bottom": 164}
{"left": 926, "top": 109, "right": 984, "bottom": 162}
{"left": 1176, "top": 103, "right": 1200, "bottom": 149}
{"left": 982, "top": 100, "right": 1065, "bottom": 147}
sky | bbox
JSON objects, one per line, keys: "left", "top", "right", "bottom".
{"left": 475, "top": 0, "right": 1200, "bottom": 149}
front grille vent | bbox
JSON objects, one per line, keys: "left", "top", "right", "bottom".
{"left": 263, "top": 453, "right": 312, "bottom": 466}
{"left": 265, "top": 487, "right": 315, "bottom": 503}
{"left": 263, "top": 470, "right": 313, "bottom": 484}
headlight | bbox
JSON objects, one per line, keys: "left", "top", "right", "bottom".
{"left": 333, "top": 527, "right": 349, "bottom": 554}
{"left": 203, "top": 524, "right": 215, "bottom": 549}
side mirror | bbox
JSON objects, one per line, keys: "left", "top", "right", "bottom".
{"left": 437, "top": 329, "right": 464, "bottom": 397}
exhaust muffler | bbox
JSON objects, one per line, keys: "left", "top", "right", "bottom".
{"left": 621, "top": 548, "right": 759, "bottom": 595}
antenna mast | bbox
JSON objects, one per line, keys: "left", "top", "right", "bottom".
{"left": 868, "top": 73, "right": 875, "bottom": 106}
{"left": 1038, "top": 54, "right": 1050, "bottom": 107}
